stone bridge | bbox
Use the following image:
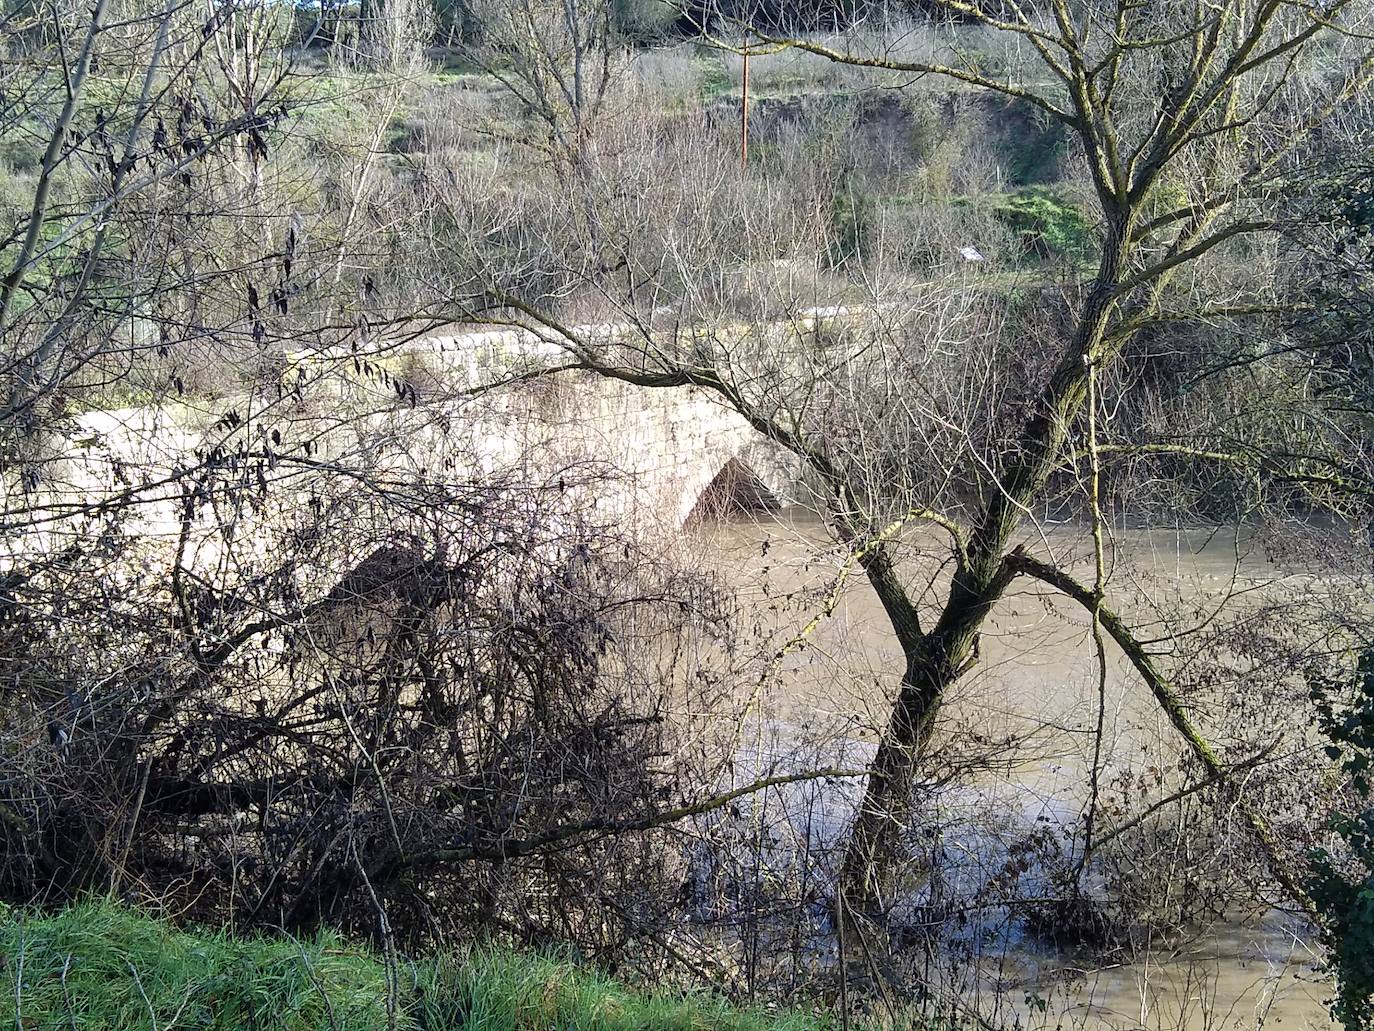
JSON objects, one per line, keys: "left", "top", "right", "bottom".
{"left": 14, "top": 312, "right": 850, "bottom": 562}
{"left": 380, "top": 323, "right": 815, "bottom": 526}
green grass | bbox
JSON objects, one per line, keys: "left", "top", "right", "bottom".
{"left": 0, "top": 903, "right": 390, "bottom": 1029}
{"left": 698, "top": 58, "right": 734, "bottom": 100}
{"left": 0, "top": 901, "right": 876, "bottom": 1030}
{"left": 419, "top": 950, "right": 855, "bottom": 1031}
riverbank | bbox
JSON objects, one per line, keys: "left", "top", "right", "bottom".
{"left": 0, "top": 901, "right": 892, "bottom": 1030}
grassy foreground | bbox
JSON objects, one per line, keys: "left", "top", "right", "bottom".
{"left": 0, "top": 901, "right": 860, "bottom": 1030}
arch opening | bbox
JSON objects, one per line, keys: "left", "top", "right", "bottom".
{"left": 684, "top": 457, "right": 781, "bottom": 525}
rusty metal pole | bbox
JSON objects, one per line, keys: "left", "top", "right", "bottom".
{"left": 740, "top": 36, "right": 750, "bottom": 167}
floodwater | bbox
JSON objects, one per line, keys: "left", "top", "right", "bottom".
{"left": 692, "top": 509, "right": 1342, "bottom": 1031}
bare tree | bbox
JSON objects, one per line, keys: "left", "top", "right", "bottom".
{"left": 438, "top": 0, "right": 1374, "bottom": 941}
{"left": 464, "top": 0, "right": 618, "bottom": 171}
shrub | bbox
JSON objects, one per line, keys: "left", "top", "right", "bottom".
{"left": 828, "top": 177, "right": 872, "bottom": 268}
{"left": 991, "top": 187, "right": 1096, "bottom": 264}
{"left": 1309, "top": 642, "right": 1374, "bottom": 1031}
{"left": 613, "top": 0, "right": 681, "bottom": 42}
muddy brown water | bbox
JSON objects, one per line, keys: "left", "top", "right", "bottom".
{"left": 691, "top": 510, "right": 1338, "bottom": 1031}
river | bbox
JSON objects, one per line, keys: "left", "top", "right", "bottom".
{"left": 689, "top": 509, "right": 1339, "bottom": 1031}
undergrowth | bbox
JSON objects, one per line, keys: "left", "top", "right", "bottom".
{"left": 0, "top": 901, "right": 869, "bottom": 1030}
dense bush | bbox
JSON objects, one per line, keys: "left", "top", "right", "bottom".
{"left": 0, "top": 447, "right": 725, "bottom": 955}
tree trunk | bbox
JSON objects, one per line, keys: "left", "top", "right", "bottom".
{"left": 837, "top": 563, "right": 1016, "bottom": 914}
{"left": 836, "top": 216, "right": 1132, "bottom": 916}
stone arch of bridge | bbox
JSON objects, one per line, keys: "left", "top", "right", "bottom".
{"left": 677, "top": 436, "right": 809, "bottom": 525}
{"left": 682, "top": 456, "right": 780, "bottom": 524}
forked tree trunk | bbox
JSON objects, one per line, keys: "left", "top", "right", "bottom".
{"left": 836, "top": 218, "right": 1132, "bottom": 916}
{"left": 836, "top": 568, "right": 1014, "bottom": 914}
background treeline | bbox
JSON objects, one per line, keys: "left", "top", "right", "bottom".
{"left": 295, "top": 0, "right": 977, "bottom": 49}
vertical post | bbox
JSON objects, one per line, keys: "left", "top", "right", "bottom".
{"left": 740, "top": 35, "right": 750, "bottom": 167}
